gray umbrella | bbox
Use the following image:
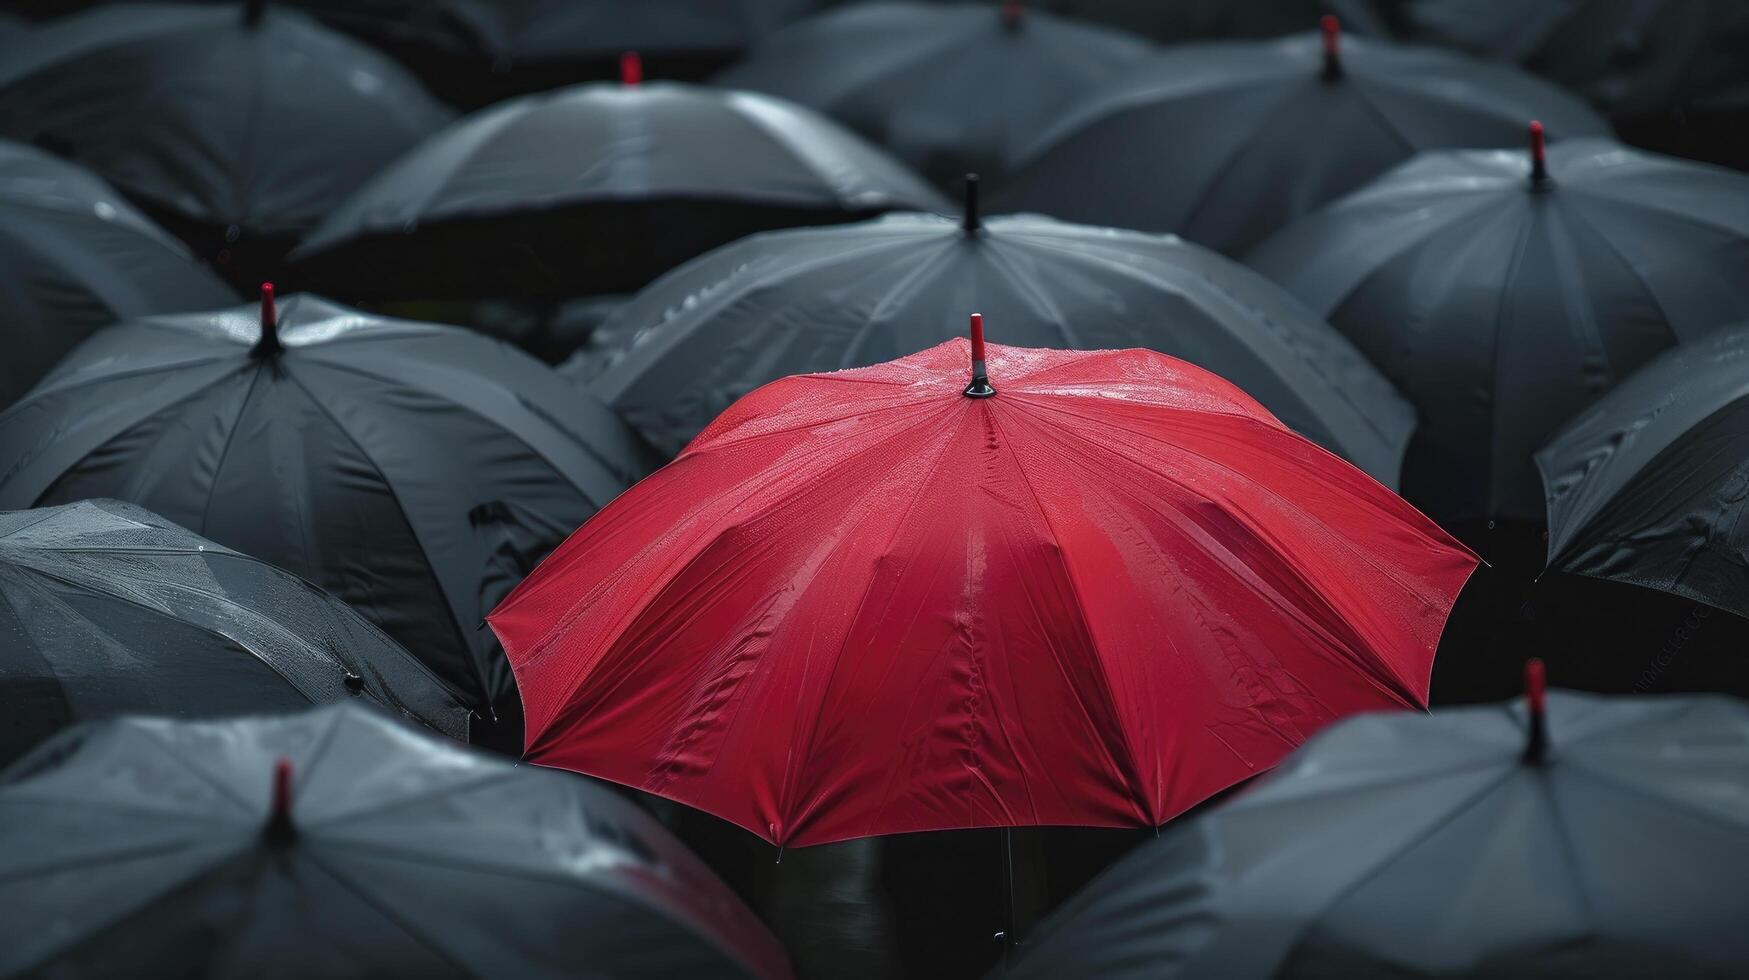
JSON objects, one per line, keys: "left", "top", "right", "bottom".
{"left": 0, "top": 3, "right": 453, "bottom": 287}
{"left": 1538, "top": 323, "right": 1749, "bottom": 620}
{"left": 1248, "top": 136, "right": 1749, "bottom": 528}
{"left": 289, "top": 76, "right": 948, "bottom": 303}
{"left": 0, "top": 139, "right": 234, "bottom": 410}
{"left": 713, "top": 2, "right": 1154, "bottom": 189}
{"left": 0, "top": 292, "right": 656, "bottom": 732}
{"left": 0, "top": 703, "right": 792, "bottom": 978}
{"left": 575, "top": 197, "right": 1413, "bottom": 485}
{"left": 0, "top": 499, "right": 467, "bottom": 767}
{"left": 1008, "top": 670, "right": 1749, "bottom": 978}
{"left": 991, "top": 21, "right": 1609, "bottom": 256}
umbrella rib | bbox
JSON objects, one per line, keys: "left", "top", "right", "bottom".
{"left": 290, "top": 848, "right": 478, "bottom": 977}
{"left": 1557, "top": 757, "right": 1749, "bottom": 837}
{"left": 296, "top": 356, "right": 625, "bottom": 503}
{"left": 277, "top": 369, "right": 481, "bottom": 691}
{"left": 1006, "top": 397, "right": 1444, "bottom": 706}
{"left": 770, "top": 405, "right": 965, "bottom": 836}
{"left": 6, "top": 562, "right": 335, "bottom": 703}
{"left": 983, "top": 407, "right": 1154, "bottom": 823}
{"left": 197, "top": 359, "right": 267, "bottom": 536}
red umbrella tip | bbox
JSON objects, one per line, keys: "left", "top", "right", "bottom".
{"left": 1321, "top": 15, "right": 1342, "bottom": 79}
{"left": 965, "top": 314, "right": 995, "bottom": 398}
{"left": 1522, "top": 658, "right": 1548, "bottom": 764}
{"left": 1000, "top": 0, "right": 1024, "bottom": 28}
{"left": 266, "top": 757, "right": 295, "bottom": 839}
{"left": 1529, "top": 120, "right": 1549, "bottom": 184}
{"left": 253, "top": 282, "right": 282, "bottom": 358}
{"left": 620, "top": 51, "right": 643, "bottom": 86}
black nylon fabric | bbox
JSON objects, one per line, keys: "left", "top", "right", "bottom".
{"left": 1007, "top": 692, "right": 1749, "bottom": 979}
{"left": 0, "top": 704, "right": 787, "bottom": 979}
{"left": 1250, "top": 139, "right": 1749, "bottom": 525}
{"left": 0, "top": 500, "right": 467, "bottom": 767}
{"left": 1538, "top": 323, "right": 1749, "bottom": 619}
{"left": 714, "top": 3, "right": 1154, "bottom": 189}
{"left": 0, "top": 295, "right": 656, "bottom": 715}
{"left": 991, "top": 29, "right": 1610, "bottom": 256}
{"left": 574, "top": 210, "right": 1413, "bottom": 485}
{"left": 1399, "top": 0, "right": 1749, "bottom": 120}
{"left": 0, "top": 3, "right": 452, "bottom": 281}
{"left": 289, "top": 81, "right": 948, "bottom": 302}
{"left": 0, "top": 139, "right": 234, "bottom": 410}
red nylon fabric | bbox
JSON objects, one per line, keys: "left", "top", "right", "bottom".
{"left": 491, "top": 340, "right": 1478, "bottom": 846}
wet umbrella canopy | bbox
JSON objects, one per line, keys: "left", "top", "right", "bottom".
{"left": 1538, "top": 324, "right": 1749, "bottom": 620}
{"left": 574, "top": 201, "right": 1413, "bottom": 485}
{"left": 290, "top": 72, "right": 949, "bottom": 302}
{"left": 0, "top": 292, "right": 656, "bottom": 720}
{"left": 0, "top": 704, "right": 792, "bottom": 979}
{"left": 494, "top": 331, "right": 1477, "bottom": 847}
{"left": 1008, "top": 676, "right": 1749, "bottom": 978}
{"left": 1249, "top": 135, "right": 1749, "bottom": 526}
{"left": 992, "top": 20, "right": 1610, "bottom": 255}
{"left": 0, "top": 500, "right": 467, "bottom": 767}
{"left": 0, "top": 139, "right": 234, "bottom": 410}
{"left": 0, "top": 2, "right": 454, "bottom": 285}
{"left": 1039, "top": 0, "right": 1391, "bottom": 42}
{"left": 713, "top": 2, "right": 1154, "bottom": 189}
{"left": 1398, "top": 0, "right": 1749, "bottom": 122}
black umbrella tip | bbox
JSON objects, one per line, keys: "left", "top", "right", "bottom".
{"left": 252, "top": 282, "right": 282, "bottom": 359}
{"left": 1321, "top": 14, "right": 1342, "bottom": 80}
{"left": 242, "top": 0, "right": 266, "bottom": 26}
{"left": 1522, "top": 658, "right": 1549, "bottom": 764}
{"left": 965, "top": 313, "right": 995, "bottom": 398}
{"left": 265, "top": 757, "right": 295, "bottom": 841}
{"left": 963, "top": 173, "right": 982, "bottom": 235}
{"left": 1528, "top": 120, "right": 1551, "bottom": 187}
{"left": 1000, "top": 0, "right": 1025, "bottom": 30}
{"left": 620, "top": 51, "right": 643, "bottom": 87}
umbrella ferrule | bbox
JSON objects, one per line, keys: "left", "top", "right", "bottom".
{"left": 1000, "top": 1, "right": 1024, "bottom": 31}
{"left": 965, "top": 313, "right": 995, "bottom": 397}
{"left": 963, "top": 173, "right": 982, "bottom": 236}
{"left": 1522, "top": 658, "right": 1549, "bottom": 764}
{"left": 1528, "top": 120, "right": 1551, "bottom": 189}
{"left": 265, "top": 757, "right": 295, "bottom": 842}
{"left": 620, "top": 51, "right": 643, "bottom": 87}
{"left": 1320, "top": 15, "right": 1342, "bottom": 81}
{"left": 252, "top": 281, "right": 283, "bottom": 359}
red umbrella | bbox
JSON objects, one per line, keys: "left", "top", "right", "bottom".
{"left": 491, "top": 316, "right": 1478, "bottom": 847}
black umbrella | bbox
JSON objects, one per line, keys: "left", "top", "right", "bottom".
{"left": 0, "top": 139, "right": 234, "bottom": 410}
{"left": 1249, "top": 134, "right": 1749, "bottom": 529}
{"left": 1009, "top": 666, "right": 1749, "bottom": 978}
{"left": 290, "top": 71, "right": 944, "bottom": 306}
{"left": 291, "top": 69, "right": 948, "bottom": 303}
{"left": 1398, "top": 0, "right": 1749, "bottom": 120}
{"left": 0, "top": 291, "right": 655, "bottom": 734}
{"left": 991, "top": 18, "right": 1610, "bottom": 255}
{"left": 573, "top": 189, "right": 1413, "bottom": 484}
{"left": 0, "top": 703, "right": 793, "bottom": 979}
{"left": 1037, "top": 0, "right": 1392, "bottom": 41}
{"left": 0, "top": 2, "right": 454, "bottom": 287}
{"left": 490, "top": 0, "right": 813, "bottom": 70}
{"left": 1539, "top": 323, "right": 1749, "bottom": 620}
{"left": 713, "top": 3, "right": 1153, "bottom": 189}
{"left": 0, "top": 499, "right": 467, "bottom": 767}
{"left": 1399, "top": 0, "right": 1749, "bottom": 169}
